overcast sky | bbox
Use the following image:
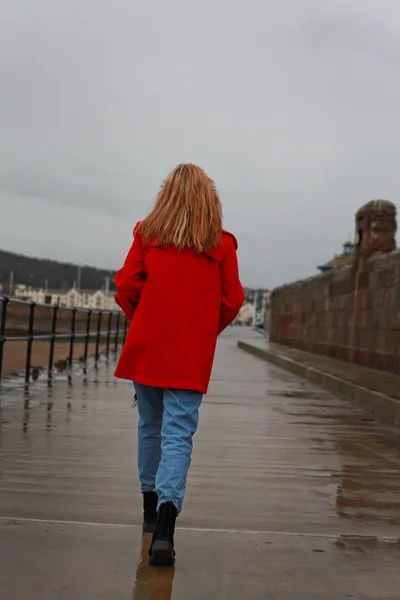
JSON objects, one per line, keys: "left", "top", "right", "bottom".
{"left": 0, "top": 0, "right": 399, "bottom": 287}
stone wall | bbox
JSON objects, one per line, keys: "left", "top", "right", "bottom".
{"left": 270, "top": 201, "right": 400, "bottom": 375}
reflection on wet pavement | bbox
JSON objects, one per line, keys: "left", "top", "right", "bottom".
{"left": 132, "top": 534, "right": 175, "bottom": 600}
{"left": 334, "top": 432, "right": 400, "bottom": 524}
{"left": 0, "top": 330, "right": 400, "bottom": 598}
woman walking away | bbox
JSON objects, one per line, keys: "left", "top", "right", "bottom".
{"left": 114, "top": 163, "right": 244, "bottom": 565}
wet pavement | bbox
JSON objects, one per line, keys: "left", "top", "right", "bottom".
{"left": 1, "top": 329, "right": 400, "bottom": 598}
{"left": 243, "top": 335, "right": 400, "bottom": 402}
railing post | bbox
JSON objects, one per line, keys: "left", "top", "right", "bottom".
{"left": 68, "top": 308, "right": 77, "bottom": 367}
{"left": 47, "top": 304, "right": 59, "bottom": 380}
{"left": 114, "top": 312, "right": 120, "bottom": 353}
{"left": 0, "top": 296, "right": 9, "bottom": 386}
{"left": 83, "top": 310, "right": 92, "bottom": 362}
{"left": 105, "top": 312, "right": 112, "bottom": 357}
{"left": 95, "top": 310, "right": 102, "bottom": 363}
{"left": 25, "top": 302, "right": 36, "bottom": 384}
{"left": 122, "top": 315, "right": 128, "bottom": 345}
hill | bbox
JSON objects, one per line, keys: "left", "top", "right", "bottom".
{"left": 0, "top": 249, "right": 116, "bottom": 292}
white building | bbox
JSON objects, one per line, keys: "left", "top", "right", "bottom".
{"left": 259, "top": 290, "right": 271, "bottom": 332}
{"left": 234, "top": 302, "right": 255, "bottom": 326}
{"left": 13, "top": 285, "right": 121, "bottom": 311}
{"left": 257, "top": 290, "right": 271, "bottom": 330}
{"left": 64, "top": 288, "right": 117, "bottom": 310}
{"left": 14, "top": 285, "right": 47, "bottom": 304}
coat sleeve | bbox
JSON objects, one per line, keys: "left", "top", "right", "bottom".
{"left": 114, "top": 230, "right": 146, "bottom": 321}
{"left": 218, "top": 236, "right": 245, "bottom": 334}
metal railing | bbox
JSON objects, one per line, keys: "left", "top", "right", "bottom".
{"left": 0, "top": 296, "right": 128, "bottom": 390}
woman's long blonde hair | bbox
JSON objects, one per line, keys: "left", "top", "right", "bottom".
{"left": 138, "top": 164, "right": 223, "bottom": 252}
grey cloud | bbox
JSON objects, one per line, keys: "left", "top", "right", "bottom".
{"left": 1, "top": 0, "right": 400, "bottom": 287}
{"left": 0, "top": 163, "right": 135, "bottom": 218}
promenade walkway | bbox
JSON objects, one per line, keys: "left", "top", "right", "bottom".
{"left": 1, "top": 329, "right": 400, "bottom": 599}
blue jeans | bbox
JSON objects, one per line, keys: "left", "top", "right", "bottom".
{"left": 134, "top": 383, "right": 203, "bottom": 513}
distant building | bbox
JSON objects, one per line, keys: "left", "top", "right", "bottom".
{"left": 234, "top": 289, "right": 270, "bottom": 328}
{"left": 262, "top": 290, "right": 271, "bottom": 332}
{"left": 317, "top": 241, "right": 354, "bottom": 273}
{"left": 14, "top": 285, "right": 47, "bottom": 304}
{"left": 234, "top": 302, "right": 255, "bottom": 326}
{"left": 13, "top": 285, "right": 121, "bottom": 311}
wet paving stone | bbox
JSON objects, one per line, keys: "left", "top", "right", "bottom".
{"left": 0, "top": 330, "right": 400, "bottom": 598}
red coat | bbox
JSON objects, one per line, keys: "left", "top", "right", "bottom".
{"left": 114, "top": 224, "right": 244, "bottom": 393}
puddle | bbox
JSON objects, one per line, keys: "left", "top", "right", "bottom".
{"left": 132, "top": 534, "right": 175, "bottom": 600}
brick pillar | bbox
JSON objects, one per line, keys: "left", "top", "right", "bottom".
{"left": 354, "top": 200, "right": 397, "bottom": 261}
{"left": 350, "top": 200, "right": 397, "bottom": 363}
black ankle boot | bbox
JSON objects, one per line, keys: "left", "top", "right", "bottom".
{"left": 142, "top": 491, "right": 158, "bottom": 533}
{"left": 148, "top": 501, "right": 177, "bottom": 565}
